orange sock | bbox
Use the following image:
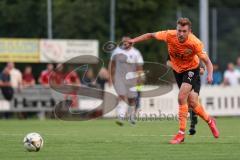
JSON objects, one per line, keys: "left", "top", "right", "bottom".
{"left": 193, "top": 104, "right": 210, "bottom": 122}
{"left": 179, "top": 104, "right": 188, "bottom": 132}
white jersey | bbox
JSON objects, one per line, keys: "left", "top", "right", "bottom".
{"left": 111, "top": 47, "right": 143, "bottom": 82}
{"left": 111, "top": 47, "right": 143, "bottom": 97}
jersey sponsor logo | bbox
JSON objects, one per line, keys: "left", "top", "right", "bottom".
{"left": 174, "top": 53, "right": 183, "bottom": 59}
{"left": 173, "top": 49, "right": 193, "bottom": 60}
{"left": 184, "top": 49, "right": 193, "bottom": 55}
{"left": 188, "top": 71, "right": 194, "bottom": 82}
{"left": 188, "top": 71, "right": 194, "bottom": 78}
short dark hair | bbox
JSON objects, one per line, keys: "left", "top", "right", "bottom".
{"left": 177, "top": 17, "right": 192, "bottom": 29}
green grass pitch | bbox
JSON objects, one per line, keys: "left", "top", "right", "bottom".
{"left": 0, "top": 117, "right": 239, "bottom": 160}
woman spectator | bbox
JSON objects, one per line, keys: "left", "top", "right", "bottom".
{"left": 23, "top": 66, "right": 35, "bottom": 88}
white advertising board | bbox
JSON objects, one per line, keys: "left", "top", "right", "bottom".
{"left": 40, "top": 39, "right": 98, "bottom": 63}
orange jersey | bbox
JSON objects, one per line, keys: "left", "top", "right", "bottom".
{"left": 155, "top": 30, "right": 206, "bottom": 73}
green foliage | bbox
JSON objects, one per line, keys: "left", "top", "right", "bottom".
{"left": 215, "top": 8, "right": 240, "bottom": 68}
{"left": 0, "top": 0, "right": 46, "bottom": 38}
{"left": 115, "top": 0, "right": 177, "bottom": 63}
{"left": 0, "top": 0, "right": 239, "bottom": 67}
{"left": 53, "top": 0, "right": 109, "bottom": 40}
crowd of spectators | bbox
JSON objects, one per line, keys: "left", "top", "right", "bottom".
{"left": 0, "top": 56, "right": 239, "bottom": 119}
{"left": 0, "top": 62, "right": 109, "bottom": 119}
{"left": 0, "top": 56, "right": 239, "bottom": 96}
{"left": 0, "top": 62, "right": 109, "bottom": 90}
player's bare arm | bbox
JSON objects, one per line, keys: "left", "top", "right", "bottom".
{"left": 199, "top": 61, "right": 205, "bottom": 75}
{"left": 136, "top": 65, "right": 144, "bottom": 84}
{"left": 198, "top": 53, "right": 213, "bottom": 83}
{"left": 108, "top": 60, "right": 115, "bottom": 86}
{"left": 126, "top": 33, "right": 157, "bottom": 44}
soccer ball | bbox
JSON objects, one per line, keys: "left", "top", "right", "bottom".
{"left": 23, "top": 132, "right": 44, "bottom": 152}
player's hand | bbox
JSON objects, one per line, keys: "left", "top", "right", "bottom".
{"left": 199, "top": 67, "right": 205, "bottom": 75}
{"left": 137, "top": 71, "right": 145, "bottom": 84}
{"left": 124, "top": 39, "right": 135, "bottom": 44}
{"left": 207, "top": 74, "right": 213, "bottom": 84}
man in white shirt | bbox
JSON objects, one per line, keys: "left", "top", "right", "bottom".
{"left": 108, "top": 36, "right": 144, "bottom": 125}
{"left": 7, "top": 62, "right": 22, "bottom": 89}
{"left": 223, "top": 62, "right": 240, "bottom": 86}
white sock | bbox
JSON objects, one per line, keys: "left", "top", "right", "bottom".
{"left": 116, "top": 100, "right": 128, "bottom": 120}
{"left": 129, "top": 105, "right": 136, "bottom": 121}
{"left": 178, "top": 130, "right": 185, "bottom": 135}
{"left": 208, "top": 119, "right": 212, "bottom": 124}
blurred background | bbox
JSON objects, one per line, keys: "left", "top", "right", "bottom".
{"left": 0, "top": 0, "right": 240, "bottom": 66}
{"left": 0, "top": 0, "right": 239, "bottom": 119}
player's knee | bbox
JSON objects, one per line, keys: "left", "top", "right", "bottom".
{"left": 118, "top": 96, "right": 126, "bottom": 101}
{"left": 178, "top": 93, "right": 187, "bottom": 105}
{"left": 128, "top": 98, "right": 136, "bottom": 106}
{"left": 188, "top": 98, "right": 198, "bottom": 108}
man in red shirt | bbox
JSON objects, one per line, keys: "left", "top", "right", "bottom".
{"left": 23, "top": 66, "right": 35, "bottom": 88}
{"left": 38, "top": 64, "right": 54, "bottom": 87}
{"left": 64, "top": 68, "right": 81, "bottom": 108}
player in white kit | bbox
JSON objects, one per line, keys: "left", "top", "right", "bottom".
{"left": 108, "top": 37, "right": 144, "bottom": 125}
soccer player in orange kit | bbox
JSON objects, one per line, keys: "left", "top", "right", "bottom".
{"left": 125, "top": 17, "right": 219, "bottom": 144}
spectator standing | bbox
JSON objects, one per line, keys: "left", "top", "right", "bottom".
{"left": 22, "top": 66, "right": 35, "bottom": 88}
{"left": 223, "top": 62, "right": 240, "bottom": 86}
{"left": 7, "top": 62, "right": 22, "bottom": 90}
{"left": 39, "top": 63, "right": 54, "bottom": 87}
{"left": 64, "top": 67, "right": 81, "bottom": 108}
{"left": 82, "top": 68, "right": 96, "bottom": 88}
{"left": 212, "top": 64, "right": 222, "bottom": 85}
{"left": 0, "top": 67, "right": 14, "bottom": 119}
{"left": 97, "top": 67, "right": 109, "bottom": 90}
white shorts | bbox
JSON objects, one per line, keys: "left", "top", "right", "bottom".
{"left": 114, "top": 79, "right": 137, "bottom": 98}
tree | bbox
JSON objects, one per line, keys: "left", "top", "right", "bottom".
{"left": 0, "top": 0, "right": 46, "bottom": 38}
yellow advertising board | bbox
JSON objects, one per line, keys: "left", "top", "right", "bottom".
{"left": 0, "top": 38, "right": 40, "bottom": 62}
